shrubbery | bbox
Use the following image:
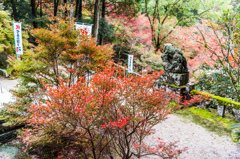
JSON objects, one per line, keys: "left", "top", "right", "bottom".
{"left": 195, "top": 65, "right": 238, "bottom": 101}
{"left": 5, "top": 20, "right": 113, "bottom": 126}
{"left": 20, "top": 67, "right": 187, "bottom": 158}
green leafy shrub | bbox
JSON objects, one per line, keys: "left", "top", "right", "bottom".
{"left": 98, "top": 18, "right": 115, "bottom": 44}
{"left": 230, "top": 123, "right": 240, "bottom": 143}
{"left": 195, "top": 66, "right": 237, "bottom": 101}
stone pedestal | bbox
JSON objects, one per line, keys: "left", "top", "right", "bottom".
{"left": 157, "top": 72, "right": 193, "bottom": 100}
{"left": 158, "top": 83, "right": 187, "bottom": 97}
{"left": 160, "top": 73, "right": 189, "bottom": 86}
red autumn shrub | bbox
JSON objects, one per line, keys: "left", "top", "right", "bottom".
{"left": 21, "top": 67, "right": 184, "bottom": 159}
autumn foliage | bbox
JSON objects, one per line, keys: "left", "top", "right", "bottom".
{"left": 21, "top": 66, "right": 188, "bottom": 158}
{"left": 5, "top": 20, "right": 113, "bottom": 126}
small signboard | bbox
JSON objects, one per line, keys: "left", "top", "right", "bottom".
{"left": 128, "top": 55, "right": 134, "bottom": 73}
{"left": 74, "top": 23, "right": 92, "bottom": 66}
{"left": 74, "top": 22, "right": 92, "bottom": 38}
{"left": 13, "top": 22, "right": 23, "bottom": 57}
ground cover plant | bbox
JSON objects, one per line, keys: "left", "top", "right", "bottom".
{"left": 195, "top": 68, "right": 237, "bottom": 101}
{"left": 175, "top": 107, "right": 237, "bottom": 139}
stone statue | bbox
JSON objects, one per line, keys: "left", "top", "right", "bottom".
{"left": 161, "top": 43, "right": 188, "bottom": 73}
{"left": 157, "top": 43, "right": 192, "bottom": 99}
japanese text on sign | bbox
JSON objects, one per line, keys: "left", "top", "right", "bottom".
{"left": 13, "top": 22, "right": 23, "bottom": 55}
{"left": 128, "top": 55, "right": 134, "bottom": 73}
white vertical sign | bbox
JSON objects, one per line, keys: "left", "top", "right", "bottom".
{"left": 75, "top": 23, "right": 92, "bottom": 38}
{"left": 74, "top": 23, "right": 92, "bottom": 66}
{"left": 13, "top": 22, "right": 23, "bottom": 56}
{"left": 128, "top": 55, "right": 134, "bottom": 73}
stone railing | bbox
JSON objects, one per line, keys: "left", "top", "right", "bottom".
{"left": 192, "top": 90, "right": 240, "bottom": 121}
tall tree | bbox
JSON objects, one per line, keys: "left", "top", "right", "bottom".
{"left": 101, "top": 0, "right": 105, "bottom": 18}
{"left": 10, "top": 0, "right": 17, "bottom": 21}
{"left": 196, "top": 10, "right": 240, "bottom": 102}
{"left": 54, "top": 0, "right": 59, "bottom": 17}
{"left": 92, "top": 0, "right": 101, "bottom": 39}
{"left": 31, "top": 0, "right": 38, "bottom": 28}
{"left": 99, "top": 0, "right": 105, "bottom": 45}
{"left": 74, "top": 0, "right": 82, "bottom": 20}
{"left": 79, "top": 0, "right": 82, "bottom": 20}
{"left": 74, "top": 0, "right": 79, "bottom": 18}
{"left": 64, "top": 0, "right": 67, "bottom": 19}
{"left": 40, "top": 0, "right": 43, "bottom": 18}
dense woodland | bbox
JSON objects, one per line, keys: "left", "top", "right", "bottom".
{"left": 0, "top": 0, "right": 240, "bottom": 158}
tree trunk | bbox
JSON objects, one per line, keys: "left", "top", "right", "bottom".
{"left": 99, "top": 0, "right": 105, "bottom": 45}
{"left": 40, "top": 0, "right": 42, "bottom": 18}
{"left": 92, "top": 0, "right": 101, "bottom": 39}
{"left": 75, "top": 0, "right": 79, "bottom": 18}
{"left": 101, "top": 0, "right": 105, "bottom": 19}
{"left": 54, "top": 0, "right": 59, "bottom": 17}
{"left": 79, "top": 0, "right": 82, "bottom": 20}
{"left": 11, "top": 0, "right": 17, "bottom": 21}
{"left": 40, "top": 0, "right": 43, "bottom": 26}
{"left": 31, "top": 0, "right": 38, "bottom": 28}
{"left": 64, "top": 0, "right": 67, "bottom": 19}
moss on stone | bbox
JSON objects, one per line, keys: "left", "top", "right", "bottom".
{"left": 191, "top": 90, "right": 240, "bottom": 109}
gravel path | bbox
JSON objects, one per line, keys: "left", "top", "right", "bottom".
{"left": 143, "top": 114, "right": 240, "bottom": 159}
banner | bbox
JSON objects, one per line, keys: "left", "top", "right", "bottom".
{"left": 13, "top": 22, "right": 23, "bottom": 55}
{"left": 128, "top": 55, "right": 134, "bottom": 73}
{"left": 75, "top": 23, "right": 92, "bottom": 38}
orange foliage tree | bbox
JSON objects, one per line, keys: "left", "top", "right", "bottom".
{"left": 6, "top": 20, "right": 113, "bottom": 125}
